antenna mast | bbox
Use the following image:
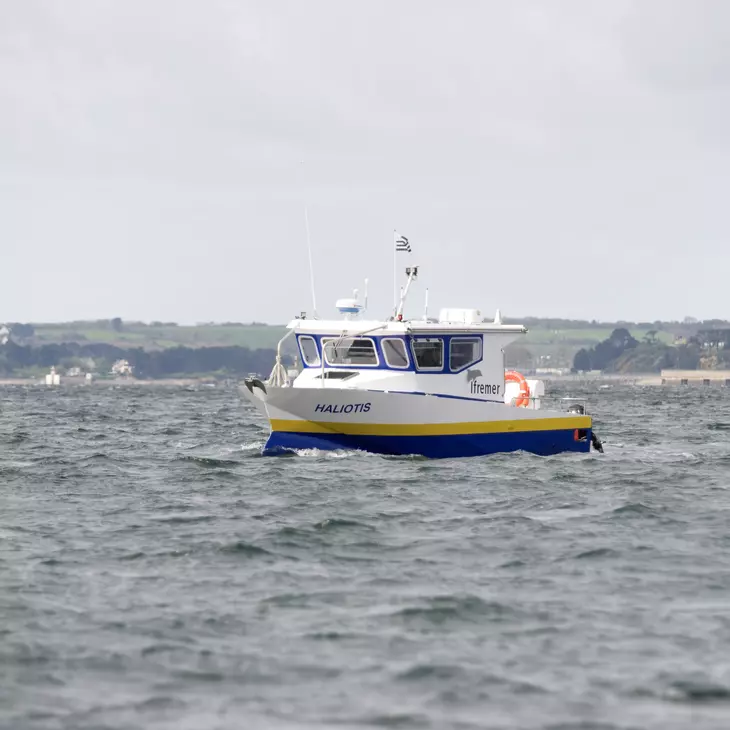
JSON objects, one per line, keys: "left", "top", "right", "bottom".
{"left": 396, "top": 266, "right": 419, "bottom": 320}
{"left": 304, "top": 206, "right": 318, "bottom": 318}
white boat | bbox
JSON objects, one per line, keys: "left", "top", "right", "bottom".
{"left": 241, "top": 266, "right": 598, "bottom": 458}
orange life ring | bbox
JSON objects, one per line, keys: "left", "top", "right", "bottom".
{"left": 505, "top": 370, "right": 531, "bottom": 407}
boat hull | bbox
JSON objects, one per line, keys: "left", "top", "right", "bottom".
{"left": 264, "top": 427, "right": 591, "bottom": 458}
{"left": 244, "top": 386, "right": 592, "bottom": 459}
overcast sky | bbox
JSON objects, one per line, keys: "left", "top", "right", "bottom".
{"left": 2, "top": 1, "right": 729, "bottom": 324}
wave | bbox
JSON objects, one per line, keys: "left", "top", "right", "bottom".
{"left": 574, "top": 547, "right": 621, "bottom": 560}
{"left": 290, "top": 448, "right": 361, "bottom": 459}
{"left": 148, "top": 514, "right": 215, "bottom": 524}
{"left": 665, "top": 679, "right": 730, "bottom": 703}
{"left": 391, "top": 594, "right": 519, "bottom": 625}
{"left": 707, "top": 422, "right": 730, "bottom": 431}
{"left": 313, "top": 517, "right": 374, "bottom": 532}
{"left": 610, "top": 502, "right": 660, "bottom": 518}
{"left": 218, "top": 540, "right": 272, "bottom": 557}
{"left": 240, "top": 441, "right": 265, "bottom": 452}
{"left": 176, "top": 455, "right": 241, "bottom": 468}
{"left": 395, "top": 663, "right": 468, "bottom": 682}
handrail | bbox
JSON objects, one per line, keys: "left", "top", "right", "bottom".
{"left": 321, "top": 325, "right": 390, "bottom": 369}
{"left": 267, "top": 327, "right": 296, "bottom": 386}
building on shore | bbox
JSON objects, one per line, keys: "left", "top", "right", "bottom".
{"left": 45, "top": 366, "right": 61, "bottom": 386}
{"left": 660, "top": 369, "right": 730, "bottom": 386}
{"left": 111, "top": 359, "right": 133, "bottom": 376}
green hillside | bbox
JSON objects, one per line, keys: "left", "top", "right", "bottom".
{"left": 14, "top": 318, "right": 690, "bottom": 371}
{"left": 30, "top": 322, "right": 288, "bottom": 351}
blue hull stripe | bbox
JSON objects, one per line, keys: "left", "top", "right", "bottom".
{"left": 263, "top": 428, "right": 591, "bottom": 458}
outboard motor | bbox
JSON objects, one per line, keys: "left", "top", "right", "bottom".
{"left": 566, "top": 402, "right": 604, "bottom": 452}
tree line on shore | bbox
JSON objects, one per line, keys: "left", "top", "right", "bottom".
{"left": 0, "top": 340, "right": 278, "bottom": 379}
{"left": 573, "top": 328, "right": 730, "bottom": 373}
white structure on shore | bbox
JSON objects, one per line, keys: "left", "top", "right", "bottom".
{"left": 660, "top": 369, "right": 730, "bottom": 386}
{"left": 111, "top": 359, "right": 133, "bottom": 376}
{"left": 45, "top": 366, "right": 60, "bottom": 386}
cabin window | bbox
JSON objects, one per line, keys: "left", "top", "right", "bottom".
{"left": 322, "top": 337, "right": 379, "bottom": 366}
{"left": 298, "top": 335, "right": 320, "bottom": 366}
{"left": 411, "top": 337, "right": 444, "bottom": 371}
{"left": 382, "top": 338, "right": 409, "bottom": 368}
{"left": 449, "top": 337, "right": 482, "bottom": 371}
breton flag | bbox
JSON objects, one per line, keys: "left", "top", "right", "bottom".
{"left": 395, "top": 233, "right": 411, "bottom": 253}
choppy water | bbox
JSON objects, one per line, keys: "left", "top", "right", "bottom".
{"left": 2, "top": 383, "right": 730, "bottom": 729}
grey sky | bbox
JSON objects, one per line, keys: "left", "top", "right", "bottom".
{"left": 2, "top": 0, "right": 729, "bottom": 324}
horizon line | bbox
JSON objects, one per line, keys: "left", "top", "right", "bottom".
{"left": 4, "top": 316, "right": 729, "bottom": 328}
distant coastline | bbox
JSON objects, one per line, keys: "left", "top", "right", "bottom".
{"left": 2, "top": 317, "right": 730, "bottom": 379}
{"left": 0, "top": 376, "right": 225, "bottom": 387}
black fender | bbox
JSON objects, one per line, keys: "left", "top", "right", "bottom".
{"left": 244, "top": 378, "right": 267, "bottom": 395}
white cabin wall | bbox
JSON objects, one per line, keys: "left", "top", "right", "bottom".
{"left": 288, "top": 329, "right": 527, "bottom": 402}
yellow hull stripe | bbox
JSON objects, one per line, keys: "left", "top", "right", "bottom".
{"left": 270, "top": 416, "right": 592, "bottom": 437}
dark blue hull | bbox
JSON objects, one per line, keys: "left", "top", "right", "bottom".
{"left": 263, "top": 427, "right": 592, "bottom": 458}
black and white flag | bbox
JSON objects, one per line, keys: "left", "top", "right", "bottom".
{"left": 395, "top": 233, "right": 411, "bottom": 253}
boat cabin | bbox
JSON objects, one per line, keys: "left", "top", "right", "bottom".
{"left": 263, "top": 266, "right": 530, "bottom": 403}
{"left": 282, "top": 311, "right": 527, "bottom": 403}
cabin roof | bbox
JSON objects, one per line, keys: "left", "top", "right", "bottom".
{"left": 286, "top": 318, "right": 527, "bottom": 336}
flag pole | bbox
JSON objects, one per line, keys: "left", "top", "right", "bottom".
{"left": 393, "top": 229, "right": 397, "bottom": 316}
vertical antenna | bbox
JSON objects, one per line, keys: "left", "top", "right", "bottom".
{"left": 423, "top": 287, "right": 429, "bottom": 320}
{"left": 364, "top": 278, "right": 369, "bottom": 312}
{"left": 304, "top": 206, "right": 318, "bottom": 318}
{"left": 393, "top": 229, "right": 397, "bottom": 316}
